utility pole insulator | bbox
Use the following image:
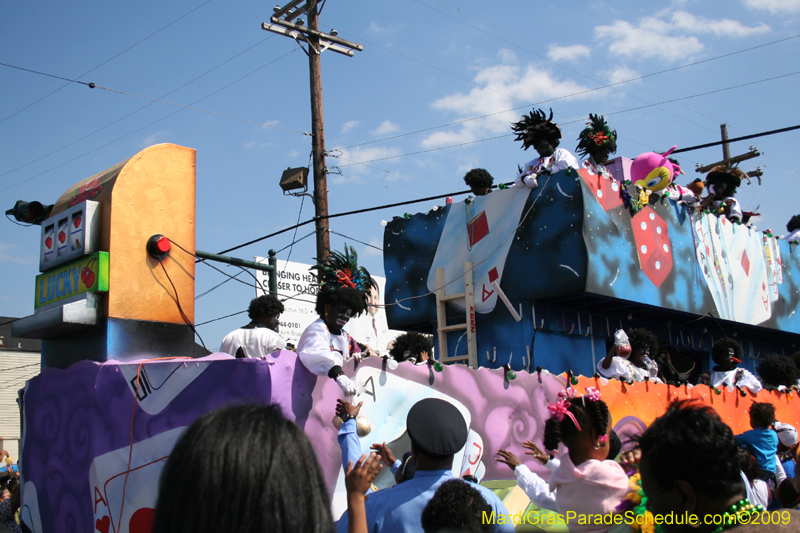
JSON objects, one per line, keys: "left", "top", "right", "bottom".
{"left": 263, "top": 1, "right": 362, "bottom": 261}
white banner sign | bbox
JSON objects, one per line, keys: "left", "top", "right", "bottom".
{"left": 254, "top": 258, "right": 398, "bottom": 350}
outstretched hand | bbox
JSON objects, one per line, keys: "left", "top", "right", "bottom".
{"left": 369, "top": 442, "right": 397, "bottom": 466}
{"left": 619, "top": 448, "right": 641, "bottom": 467}
{"left": 522, "top": 441, "right": 549, "bottom": 464}
{"left": 336, "top": 399, "right": 363, "bottom": 419}
{"left": 346, "top": 453, "right": 383, "bottom": 496}
{"left": 495, "top": 449, "right": 522, "bottom": 472}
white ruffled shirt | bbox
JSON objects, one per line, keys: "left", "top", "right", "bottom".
{"left": 597, "top": 356, "right": 662, "bottom": 383}
{"left": 297, "top": 318, "right": 351, "bottom": 376}
{"left": 709, "top": 367, "right": 762, "bottom": 393}
{"left": 515, "top": 148, "right": 579, "bottom": 187}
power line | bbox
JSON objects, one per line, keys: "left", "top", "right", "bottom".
{"left": 337, "top": 69, "right": 800, "bottom": 167}
{"left": 1, "top": 34, "right": 279, "bottom": 181}
{"left": 0, "top": 48, "right": 300, "bottom": 192}
{"left": 330, "top": 230, "right": 383, "bottom": 251}
{"left": 329, "top": 32, "right": 800, "bottom": 153}
{"left": 418, "top": 0, "right": 796, "bottom": 130}
{"left": 215, "top": 188, "right": 470, "bottom": 256}
{"left": 672, "top": 124, "right": 800, "bottom": 154}
{"left": 0, "top": 0, "right": 215, "bottom": 124}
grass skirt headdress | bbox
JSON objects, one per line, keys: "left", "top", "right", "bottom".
{"left": 511, "top": 108, "right": 561, "bottom": 150}
{"left": 576, "top": 114, "right": 617, "bottom": 158}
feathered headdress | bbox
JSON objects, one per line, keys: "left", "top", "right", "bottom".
{"left": 576, "top": 114, "right": 617, "bottom": 157}
{"left": 311, "top": 244, "right": 376, "bottom": 299}
{"left": 511, "top": 108, "right": 561, "bottom": 150}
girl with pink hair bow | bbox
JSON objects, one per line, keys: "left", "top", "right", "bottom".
{"left": 496, "top": 387, "right": 630, "bottom": 533}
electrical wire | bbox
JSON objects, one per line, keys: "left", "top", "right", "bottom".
{"left": 338, "top": 70, "right": 800, "bottom": 168}
{"left": 329, "top": 32, "right": 800, "bottom": 153}
{"left": 195, "top": 271, "right": 243, "bottom": 300}
{"left": 330, "top": 230, "right": 383, "bottom": 251}
{"left": 1, "top": 34, "right": 279, "bottom": 181}
{"left": 0, "top": 0, "right": 215, "bottom": 124}
{"left": 0, "top": 48, "right": 300, "bottom": 192}
{"left": 158, "top": 260, "right": 207, "bottom": 351}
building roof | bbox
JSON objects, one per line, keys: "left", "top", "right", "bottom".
{"left": 0, "top": 317, "right": 41, "bottom": 353}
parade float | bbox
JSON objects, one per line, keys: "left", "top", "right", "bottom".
{"left": 8, "top": 143, "right": 800, "bottom": 532}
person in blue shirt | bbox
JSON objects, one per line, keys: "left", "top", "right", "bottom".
{"left": 737, "top": 402, "right": 779, "bottom": 481}
{"left": 775, "top": 422, "right": 798, "bottom": 479}
{"left": 336, "top": 398, "right": 515, "bottom": 533}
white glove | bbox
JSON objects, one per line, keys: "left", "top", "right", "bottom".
{"left": 336, "top": 375, "right": 357, "bottom": 396}
{"left": 523, "top": 175, "right": 539, "bottom": 189}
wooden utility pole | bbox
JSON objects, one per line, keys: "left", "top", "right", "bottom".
{"left": 262, "top": 1, "right": 362, "bottom": 261}
{"left": 307, "top": 0, "right": 329, "bottom": 260}
{"left": 696, "top": 123, "right": 762, "bottom": 181}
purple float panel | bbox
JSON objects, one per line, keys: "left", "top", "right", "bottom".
{"left": 20, "top": 351, "right": 582, "bottom": 532}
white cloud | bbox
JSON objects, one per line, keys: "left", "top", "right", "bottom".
{"left": 0, "top": 243, "right": 35, "bottom": 265}
{"left": 670, "top": 11, "right": 770, "bottom": 36}
{"left": 422, "top": 62, "right": 593, "bottom": 149}
{"left": 341, "top": 120, "right": 360, "bottom": 134}
{"left": 595, "top": 19, "right": 704, "bottom": 62}
{"left": 605, "top": 66, "right": 641, "bottom": 84}
{"left": 362, "top": 237, "right": 383, "bottom": 256}
{"left": 366, "top": 21, "right": 391, "bottom": 34}
{"left": 372, "top": 120, "right": 400, "bottom": 136}
{"left": 497, "top": 49, "right": 518, "bottom": 64}
{"left": 287, "top": 150, "right": 300, "bottom": 157}
{"left": 547, "top": 44, "right": 591, "bottom": 62}
{"left": 744, "top": 0, "right": 800, "bottom": 13}
{"left": 337, "top": 145, "right": 403, "bottom": 176}
{"left": 244, "top": 140, "right": 258, "bottom": 149}
{"left": 142, "top": 131, "right": 169, "bottom": 148}
{"left": 595, "top": 11, "right": 770, "bottom": 62}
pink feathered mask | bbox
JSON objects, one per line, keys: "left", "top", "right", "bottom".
{"left": 629, "top": 146, "right": 682, "bottom": 192}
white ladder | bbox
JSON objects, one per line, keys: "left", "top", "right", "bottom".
{"left": 435, "top": 261, "right": 478, "bottom": 368}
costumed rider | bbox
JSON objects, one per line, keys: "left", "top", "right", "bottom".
{"left": 297, "top": 246, "right": 376, "bottom": 396}
{"left": 785, "top": 214, "right": 800, "bottom": 244}
{"left": 463, "top": 168, "right": 494, "bottom": 196}
{"left": 701, "top": 338, "right": 762, "bottom": 393}
{"left": 389, "top": 332, "right": 434, "bottom": 364}
{"left": 597, "top": 328, "right": 662, "bottom": 383}
{"left": 219, "top": 294, "right": 287, "bottom": 358}
{"left": 335, "top": 398, "right": 515, "bottom": 533}
{"left": 700, "top": 165, "right": 745, "bottom": 222}
{"left": 512, "top": 108, "right": 579, "bottom": 190}
{"left": 576, "top": 113, "right": 617, "bottom": 179}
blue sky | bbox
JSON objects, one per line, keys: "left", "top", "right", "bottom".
{"left": 2, "top": 0, "right": 799, "bottom": 349}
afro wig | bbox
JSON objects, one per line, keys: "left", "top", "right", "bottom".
{"left": 787, "top": 214, "right": 800, "bottom": 233}
{"left": 248, "top": 294, "right": 285, "bottom": 320}
{"left": 463, "top": 168, "right": 494, "bottom": 190}
{"left": 390, "top": 332, "right": 433, "bottom": 363}
{"left": 628, "top": 328, "right": 659, "bottom": 358}
{"left": 757, "top": 354, "right": 800, "bottom": 389}
{"left": 711, "top": 338, "right": 743, "bottom": 366}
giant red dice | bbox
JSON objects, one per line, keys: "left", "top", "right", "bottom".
{"left": 632, "top": 206, "right": 673, "bottom": 287}
{"left": 578, "top": 167, "right": 624, "bottom": 211}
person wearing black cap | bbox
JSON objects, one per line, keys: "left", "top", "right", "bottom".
{"left": 336, "top": 398, "right": 514, "bottom": 533}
